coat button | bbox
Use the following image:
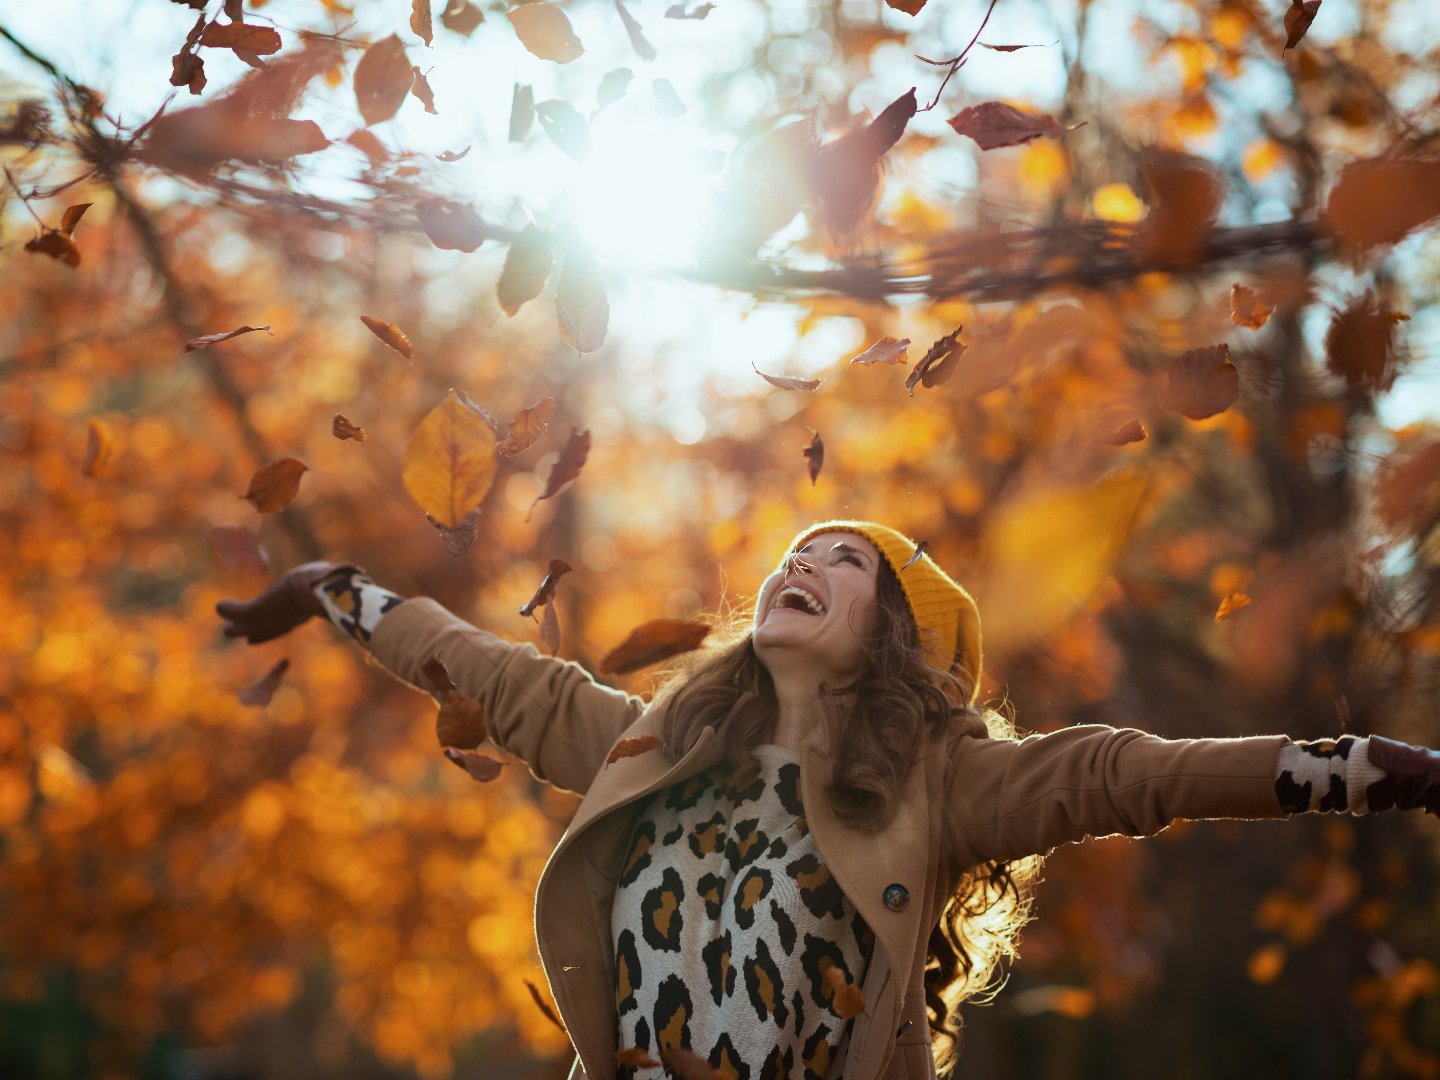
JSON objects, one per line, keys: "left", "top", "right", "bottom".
{"left": 883, "top": 883, "right": 909, "bottom": 911}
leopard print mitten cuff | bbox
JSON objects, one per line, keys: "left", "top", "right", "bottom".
{"left": 1274, "top": 737, "right": 1386, "bottom": 814}
{"left": 312, "top": 569, "right": 406, "bottom": 645}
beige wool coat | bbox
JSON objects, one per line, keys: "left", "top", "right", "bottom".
{"left": 371, "top": 598, "right": 1292, "bottom": 1080}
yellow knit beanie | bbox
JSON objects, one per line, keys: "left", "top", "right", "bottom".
{"left": 779, "top": 520, "right": 983, "bottom": 702}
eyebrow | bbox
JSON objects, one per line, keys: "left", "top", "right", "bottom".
{"left": 797, "top": 541, "right": 871, "bottom": 564}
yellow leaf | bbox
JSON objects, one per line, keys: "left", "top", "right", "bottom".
{"left": 402, "top": 390, "right": 498, "bottom": 528}
{"left": 1215, "top": 591, "right": 1252, "bottom": 623}
{"left": 506, "top": 3, "right": 583, "bottom": 63}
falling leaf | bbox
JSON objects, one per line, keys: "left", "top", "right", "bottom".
{"left": 660, "top": 1047, "right": 723, "bottom": 1080}
{"left": 403, "top": 390, "right": 499, "bottom": 529}
{"left": 809, "top": 88, "right": 916, "bottom": 239}
{"left": 616, "top": 1048, "right": 662, "bottom": 1068}
{"left": 200, "top": 22, "right": 283, "bottom": 54}
{"left": 555, "top": 253, "right": 608, "bottom": 354}
{"left": 1103, "top": 418, "right": 1148, "bottom": 446}
{"left": 507, "top": 3, "right": 584, "bottom": 63}
{"left": 665, "top": 2, "right": 714, "bottom": 17}
{"left": 1230, "top": 284, "right": 1274, "bottom": 330}
{"left": 59, "top": 203, "right": 92, "bottom": 236}
{"left": 539, "top": 601, "right": 560, "bottom": 655}
{"left": 1138, "top": 151, "right": 1223, "bottom": 267}
{"left": 902, "top": 540, "right": 929, "bottom": 570}
{"left": 410, "top": 68, "right": 437, "bottom": 113}
{"left": 182, "top": 325, "right": 271, "bottom": 352}
{"left": 948, "top": 101, "right": 1067, "bottom": 151}
{"left": 170, "top": 12, "right": 208, "bottom": 94}
{"left": 440, "top": 0, "right": 484, "bottom": 36}
{"left": 906, "top": 325, "right": 966, "bottom": 394}
{"left": 208, "top": 524, "right": 271, "bottom": 574}
{"left": 1376, "top": 439, "right": 1440, "bottom": 537}
{"left": 360, "top": 314, "right": 415, "bottom": 358}
{"left": 421, "top": 654, "right": 458, "bottom": 693}
{"left": 803, "top": 429, "right": 824, "bottom": 486}
{"left": 143, "top": 99, "right": 328, "bottom": 176}
{"left": 606, "top": 734, "right": 662, "bottom": 764}
{"left": 594, "top": 68, "right": 634, "bottom": 115}
{"left": 416, "top": 197, "right": 487, "bottom": 252}
{"left": 886, "top": 0, "right": 926, "bottom": 12}
{"left": 508, "top": 83, "right": 535, "bottom": 141}
{"left": 1325, "top": 157, "right": 1440, "bottom": 255}
{"left": 752, "top": 363, "right": 820, "bottom": 392}
{"left": 614, "top": 0, "right": 656, "bottom": 60}
{"left": 437, "top": 694, "right": 488, "bottom": 748}
{"left": 826, "top": 966, "right": 866, "bottom": 1019}
{"left": 1164, "top": 344, "right": 1238, "bottom": 420}
{"left": 527, "top": 428, "right": 591, "bottom": 520}
{"left": 427, "top": 508, "right": 482, "bottom": 557}
{"left": 535, "top": 99, "right": 590, "bottom": 160}
{"left": 523, "top": 979, "right": 568, "bottom": 1034}
{"left": 1282, "top": 0, "right": 1321, "bottom": 53}
{"left": 24, "top": 230, "right": 80, "bottom": 268}
{"left": 497, "top": 224, "right": 556, "bottom": 317}
{"left": 1326, "top": 295, "right": 1408, "bottom": 396}
{"left": 436, "top": 145, "right": 470, "bottom": 161}
{"left": 850, "top": 337, "right": 911, "bottom": 366}
{"left": 455, "top": 389, "right": 502, "bottom": 436}
{"left": 346, "top": 129, "right": 390, "bottom": 167}
{"left": 354, "top": 35, "right": 412, "bottom": 125}
{"left": 443, "top": 747, "right": 505, "bottom": 782}
{"left": 981, "top": 41, "right": 1053, "bottom": 52}
{"left": 497, "top": 396, "right": 556, "bottom": 456}
{"left": 332, "top": 414, "right": 368, "bottom": 441}
{"left": 600, "top": 619, "right": 710, "bottom": 675}
{"left": 82, "top": 417, "right": 113, "bottom": 477}
{"left": 239, "top": 658, "right": 290, "bottom": 707}
{"left": 652, "top": 78, "right": 686, "bottom": 117}
{"left": 242, "top": 458, "right": 308, "bottom": 513}
{"left": 1215, "top": 592, "right": 1253, "bottom": 623}
{"left": 411, "top": 0, "right": 434, "bottom": 45}
{"left": 519, "top": 559, "right": 573, "bottom": 617}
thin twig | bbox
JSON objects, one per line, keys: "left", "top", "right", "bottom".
{"left": 916, "top": 0, "right": 999, "bottom": 112}
{"left": 2, "top": 165, "right": 46, "bottom": 226}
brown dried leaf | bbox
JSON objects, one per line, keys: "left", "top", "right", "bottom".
{"left": 539, "top": 600, "right": 560, "bottom": 655}
{"left": 24, "top": 230, "right": 80, "bottom": 268}
{"left": 614, "top": 0, "right": 656, "bottom": 61}
{"left": 981, "top": 41, "right": 1051, "bottom": 52}
{"left": 1215, "top": 592, "right": 1253, "bottom": 623}
{"left": 606, "top": 733, "right": 662, "bottom": 765}
{"left": 497, "top": 223, "right": 555, "bottom": 316}
{"left": 239, "top": 658, "right": 290, "bottom": 706}
{"left": 664, "top": 3, "right": 714, "bottom": 18}
{"left": 752, "top": 363, "right": 821, "bottom": 392}
{"left": 826, "top": 966, "right": 866, "bottom": 1019}
{"left": 1102, "top": 418, "right": 1148, "bottom": 446}
{"left": 209, "top": 524, "right": 271, "bottom": 574}
{"left": 850, "top": 337, "right": 911, "bottom": 366}
{"left": 803, "top": 429, "right": 824, "bottom": 486}
{"left": 519, "top": 558, "right": 572, "bottom": 617}
{"left": 507, "top": 3, "right": 584, "bottom": 63}
{"left": 411, "top": 0, "right": 434, "bottom": 45}
{"left": 523, "top": 979, "right": 568, "bottom": 1034}
{"left": 600, "top": 619, "right": 710, "bottom": 675}
{"left": 200, "top": 22, "right": 283, "bottom": 54}
{"left": 906, "top": 325, "right": 966, "bottom": 394}
{"left": 1325, "top": 157, "right": 1440, "bottom": 255}
{"left": 1230, "top": 283, "right": 1274, "bottom": 330}
{"left": 437, "top": 146, "right": 470, "bottom": 162}
{"left": 346, "top": 128, "right": 390, "bottom": 167}
{"left": 332, "top": 414, "right": 368, "bottom": 441}
{"left": 421, "top": 654, "right": 458, "bottom": 693}
{"left": 497, "top": 397, "right": 557, "bottom": 457}
{"left": 60, "top": 202, "right": 92, "bottom": 237}
{"left": 144, "top": 100, "right": 327, "bottom": 176}
{"left": 615, "top": 1047, "right": 662, "bottom": 1068}
{"left": 660, "top": 1047, "right": 722, "bottom": 1080}
{"left": 427, "top": 509, "right": 481, "bottom": 556}
{"left": 527, "top": 428, "right": 591, "bottom": 521}
{"left": 404, "top": 391, "right": 498, "bottom": 528}
{"left": 416, "top": 197, "right": 487, "bottom": 252}
{"left": 948, "top": 101, "right": 1066, "bottom": 150}
{"left": 360, "top": 314, "right": 414, "bottom": 358}
{"left": 242, "top": 458, "right": 308, "bottom": 513}
{"left": 437, "top": 694, "right": 488, "bottom": 748}
{"left": 443, "top": 747, "right": 505, "bottom": 782}
{"left": 509, "top": 83, "right": 535, "bottom": 141}
{"left": 1163, "top": 344, "right": 1238, "bottom": 421}
{"left": 82, "top": 417, "right": 114, "bottom": 478}
{"left": 171, "top": 48, "right": 207, "bottom": 95}
{"left": 1325, "top": 295, "right": 1408, "bottom": 396}
{"left": 901, "top": 540, "right": 929, "bottom": 571}
{"left": 555, "top": 253, "right": 608, "bottom": 353}
{"left": 1283, "top": 0, "right": 1321, "bottom": 53}
{"left": 182, "top": 325, "right": 271, "bottom": 351}
{"left": 410, "top": 68, "right": 437, "bottom": 114}
{"left": 354, "top": 34, "right": 413, "bottom": 126}
{"left": 1376, "top": 440, "right": 1440, "bottom": 536}
{"left": 440, "top": 0, "right": 484, "bottom": 36}
{"left": 808, "top": 89, "right": 915, "bottom": 240}
{"left": 1138, "top": 151, "right": 1223, "bottom": 267}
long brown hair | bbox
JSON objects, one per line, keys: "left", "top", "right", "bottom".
{"left": 652, "top": 557, "right": 1039, "bottom": 1073}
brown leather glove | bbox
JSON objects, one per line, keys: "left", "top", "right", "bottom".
{"left": 216, "top": 561, "right": 360, "bottom": 644}
{"left": 1365, "top": 735, "right": 1440, "bottom": 815}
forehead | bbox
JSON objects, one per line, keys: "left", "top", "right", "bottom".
{"left": 790, "top": 531, "right": 880, "bottom": 561}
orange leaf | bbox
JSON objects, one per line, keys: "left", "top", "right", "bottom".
{"left": 802, "top": 429, "right": 824, "bottom": 486}
{"left": 200, "top": 22, "right": 283, "bottom": 54}
{"left": 527, "top": 427, "right": 590, "bottom": 520}
{"left": 948, "top": 101, "right": 1066, "bottom": 150}
{"left": 660, "top": 1047, "right": 722, "bottom": 1080}
{"left": 753, "top": 363, "right": 820, "bottom": 392}
{"left": 1325, "top": 158, "right": 1440, "bottom": 255}
{"left": 555, "top": 252, "right": 608, "bottom": 354}
{"left": 497, "top": 396, "right": 556, "bottom": 456}
{"left": 60, "top": 202, "right": 92, "bottom": 237}
{"left": 826, "top": 966, "right": 866, "bottom": 1019}
{"left": 416, "top": 197, "right": 487, "bottom": 252}
{"left": 1215, "top": 592, "right": 1252, "bottom": 623}
{"left": 410, "top": 67, "right": 437, "bottom": 114}
{"left": 497, "top": 223, "right": 555, "bottom": 316}
{"left": 615, "top": 1047, "right": 661, "bottom": 1068}
{"left": 421, "top": 654, "right": 458, "bottom": 693}
{"left": 523, "top": 978, "right": 568, "bottom": 1034}
{"left": 600, "top": 620, "right": 710, "bottom": 675}
{"left": 360, "top": 314, "right": 414, "bottom": 358}
{"left": 885, "top": 0, "right": 926, "bottom": 13}
{"left": 354, "top": 34, "right": 412, "bottom": 125}
{"left": 519, "top": 559, "right": 572, "bottom": 617}
{"left": 1376, "top": 439, "right": 1440, "bottom": 537}
{"left": 1230, "top": 283, "right": 1274, "bottom": 330}
{"left": 208, "top": 524, "right": 271, "bottom": 574}
{"left": 239, "top": 658, "right": 290, "bottom": 706}
{"left": 443, "top": 747, "right": 505, "bottom": 782}
{"left": 437, "top": 694, "right": 488, "bottom": 748}
{"left": 906, "top": 325, "right": 966, "bottom": 394}
{"left": 606, "top": 734, "right": 661, "bottom": 765}
{"left": 346, "top": 129, "right": 390, "bottom": 167}
{"left": 1282, "top": 0, "right": 1321, "bottom": 53}
{"left": 411, "top": 0, "right": 434, "bottom": 45}
{"left": 850, "top": 336, "right": 910, "bottom": 366}
{"left": 332, "top": 414, "right": 368, "bottom": 441}
{"left": 441, "top": 0, "right": 484, "bottom": 36}
{"left": 82, "top": 417, "right": 114, "bottom": 478}
{"left": 1138, "top": 151, "right": 1223, "bottom": 267}
{"left": 1325, "top": 295, "right": 1408, "bottom": 396}
{"left": 183, "top": 325, "right": 271, "bottom": 352}
{"left": 24, "top": 230, "right": 80, "bottom": 268}
{"left": 241, "top": 458, "right": 308, "bottom": 513}
{"left": 507, "top": 3, "right": 584, "bottom": 63}
{"left": 1163, "top": 344, "right": 1238, "bottom": 420}
{"left": 403, "top": 391, "right": 498, "bottom": 529}
{"left": 1102, "top": 418, "right": 1148, "bottom": 446}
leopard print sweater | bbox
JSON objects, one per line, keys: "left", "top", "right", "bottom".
{"left": 612, "top": 745, "right": 874, "bottom": 1080}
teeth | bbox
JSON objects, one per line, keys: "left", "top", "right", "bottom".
{"left": 777, "top": 586, "right": 825, "bottom": 615}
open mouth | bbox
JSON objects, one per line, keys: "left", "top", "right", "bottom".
{"left": 773, "top": 585, "right": 826, "bottom": 616}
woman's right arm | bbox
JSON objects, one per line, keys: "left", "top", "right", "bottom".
{"left": 217, "top": 564, "right": 646, "bottom": 796}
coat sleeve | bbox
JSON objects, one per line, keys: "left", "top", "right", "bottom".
{"left": 943, "top": 725, "right": 1293, "bottom": 867}
{"left": 367, "top": 597, "right": 646, "bottom": 796}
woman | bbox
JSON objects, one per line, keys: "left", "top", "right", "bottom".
{"left": 217, "top": 519, "right": 1440, "bottom": 1080}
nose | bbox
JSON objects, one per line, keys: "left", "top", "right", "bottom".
{"left": 785, "top": 552, "right": 814, "bottom": 575}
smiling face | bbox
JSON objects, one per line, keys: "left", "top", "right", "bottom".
{"left": 752, "top": 531, "right": 883, "bottom": 686}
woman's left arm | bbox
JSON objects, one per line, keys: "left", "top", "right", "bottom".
{"left": 943, "top": 726, "right": 1438, "bottom": 867}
